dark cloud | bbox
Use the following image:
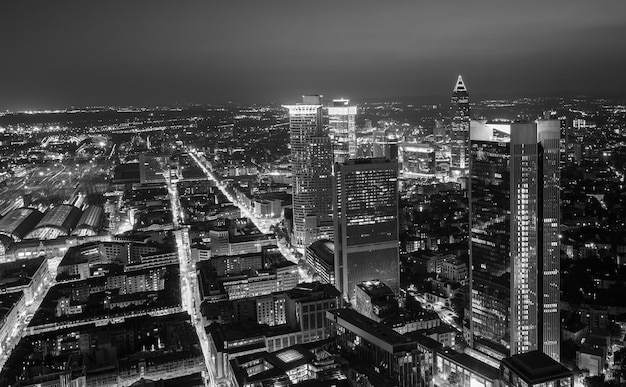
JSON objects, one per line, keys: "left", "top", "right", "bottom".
{"left": 1, "top": 1, "right": 625, "bottom": 110}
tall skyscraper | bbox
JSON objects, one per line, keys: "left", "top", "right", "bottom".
{"left": 328, "top": 99, "right": 357, "bottom": 164}
{"left": 284, "top": 95, "right": 333, "bottom": 248}
{"left": 334, "top": 158, "right": 400, "bottom": 304}
{"left": 450, "top": 75, "right": 470, "bottom": 178}
{"left": 468, "top": 119, "right": 561, "bottom": 362}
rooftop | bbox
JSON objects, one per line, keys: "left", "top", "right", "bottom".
{"left": 307, "top": 239, "right": 334, "bottom": 265}
{"left": 327, "top": 308, "right": 414, "bottom": 351}
{"left": 0, "top": 256, "right": 46, "bottom": 292}
{"left": 286, "top": 281, "right": 341, "bottom": 302}
{"left": 357, "top": 280, "right": 395, "bottom": 297}
{"left": 404, "top": 332, "right": 443, "bottom": 351}
{"left": 0, "top": 207, "right": 43, "bottom": 240}
{"left": 437, "top": 348, "right": 500, "bottom": 380}
{"left": 0, "top": 291, "right": 24, "bottom": 322}
{"left": 27, "top": 204, "right": 82, "bottom": 239}
{"left": 72, "top": 205, "right": 103, "bottom": 235}
{"left": 501, "top": 350, "right": 572, "bottom": 383}
{"left": 231, "top": 344, "right": 320, "bottom": 386}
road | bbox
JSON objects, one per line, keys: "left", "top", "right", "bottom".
{"left": 0, "top": 256, "right": 62, "bottom": 371}
{"left": 188, "top": 151, "right": 313, "bottom": 283}
{"left": 188, "top": 151, "right": 272, "bottom": 233}
{"left": 413, "top": 292, "right": 461, "bottom": 331}
{"left": 162, "top": 162, "right": 219, "bottom": 387}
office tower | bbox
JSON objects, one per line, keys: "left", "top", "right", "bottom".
{"left": 373, "top": 129, "right": 399, "bottom": 161}
{"left": 328, "top": 99, "right": 357, "bottom": 164}
{"left": 284, "top": 95, "right": 333, "bottom": 248}
{"left": 334, "top": 158, "right": 399, "bottom": 304}
{"left": 450, "top": 75, "right": 470, "bottom": 178}
{"left": 536, "top": 118, "right": 561, "bottom": 363}
{"left": 468, "top": 119, "right": 561, "bottom": 362}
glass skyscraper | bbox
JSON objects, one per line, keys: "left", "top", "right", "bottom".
{"left": 469, "top": 119, "right": 560, "bottom": 362}
{"left": 450, "top": 75, "right": 470, "bottom": 178}
{"left": 284, "top": 95, "right": 333, "bottom": 248}
{"left": 333, "top": 158, "right": 400, "bottom": 304}
{"left": 328, "top": 98, "right": 357, "bottom": 164}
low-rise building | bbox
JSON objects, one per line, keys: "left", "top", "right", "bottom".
{"left": 326, "top": 308, "right": 424, "bottom": 387}
{"left": 305, "top": 239, "right": 335, "bottom": 286}
{"left": 0, "top": 256, "right": 49, "bottom": 305}
{"left": 501, "top": 350, "right": 573, "bottom": 387}
{"left": 285, "top": 282, "right": 342, "bottom": 343}
{"left": 577, "top": 330, "right": 610, "bottom": 376}
{"left": 354, "top": 279, "right": 398, "bottom": 323}
{"left": 208, "top": 323, "right": 304, "bottom": 380}
{"left": 228, "top": 341, "right": 347, "bottom": 387}
{"left": 435, "top": 347, "right": 500, "bottom": 387}
{"left": 0, "top": 291, "right": 25, "bottom": 354}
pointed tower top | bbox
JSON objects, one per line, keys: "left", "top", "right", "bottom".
{"left": 453, "top": 75, "right": 467, "bottom": 93}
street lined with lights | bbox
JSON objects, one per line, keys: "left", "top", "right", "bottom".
{"left": 162, "top": 161, "right": 218, "bottom": 387}
{"left": 188, "top": 150, "right": 314, "bottom": 283}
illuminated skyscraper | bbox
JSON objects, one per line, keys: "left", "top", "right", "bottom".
{"left": 450, "top": 75, "right": 470, "bottom": 177}
{"left": 328, "top": 99, "right": 357, "bottom": 164}
{"left": 334, "top": 158, "right": 399, "bottom": 304}
{"left": 284, "top": 95, "right": 333, "bottom": 248}
{"left": 469, "top": 119, "right": 560, "bottom": 362}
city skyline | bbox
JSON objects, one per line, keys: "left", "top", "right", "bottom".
{"left": 1, "top": 1, "right": 626, "bottom": 111}
{"left": 2, "top": 2, "right": 626, "bottom": 386}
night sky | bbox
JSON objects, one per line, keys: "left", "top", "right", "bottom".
{"left": 1, "top": 1, "right": 626, "bottom": 110}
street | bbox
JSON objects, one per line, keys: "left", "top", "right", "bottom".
{"left": 162, "top": 161, "right": 218, "bottom": 387}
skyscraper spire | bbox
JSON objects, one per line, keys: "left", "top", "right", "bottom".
{"left": 453, "top": 75, "right": 467, "bottom": 93}
{"left": 450, "top": 75, "right": 470, "bottom": 177}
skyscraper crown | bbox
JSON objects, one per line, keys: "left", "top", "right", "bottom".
{"left": 453, "top": 75, "right": 467, "bottom": 93}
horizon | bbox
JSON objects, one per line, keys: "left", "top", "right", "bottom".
{"left": 2, "top": 1, "right": 625, "bottom": 111}
{"left": 2, "top": 91, "right": 624, "bottom": 114}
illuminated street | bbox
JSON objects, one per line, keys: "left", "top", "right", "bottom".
{"left": 0, "top": 258, "right": 61, "bottom": 371}
{"left": 188, "top": 150, "right": 272, "bottom": 233}
{"left": 3, "top": 3, "right": 625, "bottom": 384}
{"left": 162, "top": 163, "right": 218, "bottom": 387}
{"left": 188, "top": 150, "right": 313, "bottom": 283}
{"left": 413, "top": 293, "right": 461, "bottom": 332}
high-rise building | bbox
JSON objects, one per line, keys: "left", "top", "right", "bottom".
{"left": 450, "top": 76, "right": 470, "bottom": 178}
{"left": 284, "top": 95, "right": 333, "bottom": 248}
{"left": 334, "top": 158, "right": 399, "bottom": 304}
{"left": 468, "top": 119, "right": 561, "bottom": 362}
{"left": 373, "top": 129, "right": 399, "bottom": 161}
{"left": 328, "top": 99, "right": 357, "bottom": 164}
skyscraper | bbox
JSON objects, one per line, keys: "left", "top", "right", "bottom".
{"left": 284, "top": 95, "right": 333, "bottom": 248}
{"left": 328, "top": 99, "right": 357, "bottom": 164}
{"left": 536, "top": 118, "right": 561, "bottom": 363}
{"left": 450, "top": 76, "right": 470, "bottom": 178}
{"left": 468, "top": 119, "right": 560, "bottom": 362}
{"left": 334, "top": 158, "right": 400, "bottom": 304}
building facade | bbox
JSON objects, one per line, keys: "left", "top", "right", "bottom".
{"left": 305, "top": 239, "right": 335, "bottom": 285}
{"left": 328, "top": 98, "right": 357, "bottom": 164}
{"left": 450, "top": 76, "right": 470, "bottom": 178}
{"left": 284, "top": 95, "right": 333, "bottom": 248}
{"left": 334, "top": 158, "right": 400, "bottom": 304}
{"left": 469, "top": 119, "right": 561, "bottom": 361}
{"left": 326, "top": 308, "right": 423, "bottom": 387}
